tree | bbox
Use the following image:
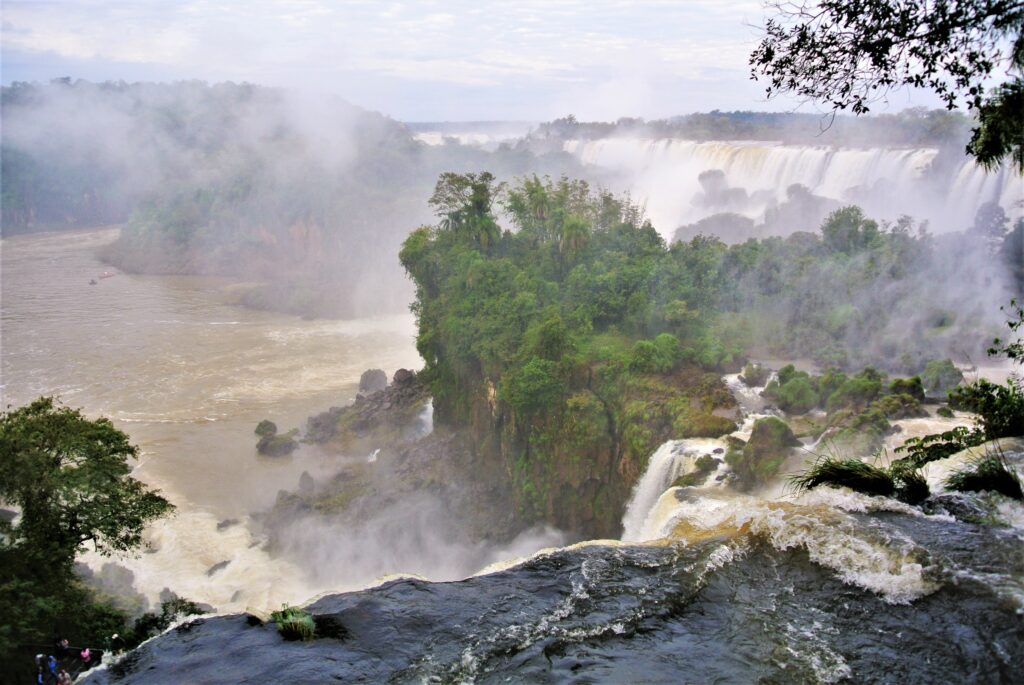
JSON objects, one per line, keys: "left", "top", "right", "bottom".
{"left": 0, "top": 397, "right": 173, "bottom": 668}
{"left": 821, "top": 206, "right": 880, "bottom": 254}
{"left": 751, "top": 0, "right": 1024, "bottom": 171}
{"left": 971, "top": 200, "right": 1010, "bottom": 239}
{"left": 429, "top": 172, "right": 503, "bottom": 252}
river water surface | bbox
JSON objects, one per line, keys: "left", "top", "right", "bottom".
{"left": 1, "top": 227, "right": 422, "bottom": 610}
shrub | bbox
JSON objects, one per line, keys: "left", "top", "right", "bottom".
{"left": 826, "top": 373, "right": 882, "bottom": 412}
{"left": 652, "top": 333, "right": 682, "bottom": 371}
{"left": 503, "top": 357, "right": 565, "bottom": 415}
{"left": 921, "top": 358, "right": 963, "bottom": 396}
{"left": 629, "top": 340, "right": 658, "bottom": 372}
{"left": 777, "top": 364, "right": 806, "bottom": 387}
{"left": 888, "top": 376, "right": 925, "bottom": 402}
{"left": 948, "top": 379, "right": 1024, "bottom": 440}
{"left": 777, "top": 377, "right": 819, "bottom": 414}
{"left": 740, "top": 362, "right": 770, "bottom": 387}
{"left": 894, "top": 426, "right": 983, "bottom": 468}
{"left": 676, "top": 412, "right": 737, "bottom": 438}
{"left": 271, "top": 605, "right": 316, "bottom": 641}
{"left": 872, "top": 393, "right": 927, "bottom": 420}
{"left": 728, "top": 416, "right": 799, "bottom": 488}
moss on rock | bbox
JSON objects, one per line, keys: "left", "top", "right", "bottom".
{"left": 727, "top": 416, "right": 799, "bottom": 489}
{"left": 257, "top": 429, "right": 299, "bottom": 456}
{"left": 739, "top": 362, "right": 770, "bottom": 387}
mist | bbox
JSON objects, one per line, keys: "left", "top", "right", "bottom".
{"left": 2, "top": 3, "right": 1023, "bottom": 678}
{"left": 270, "top": 496, "right": 566, "bottom": 592}
{"left": 1, "top": 79, "right": 586, "bottom": 318}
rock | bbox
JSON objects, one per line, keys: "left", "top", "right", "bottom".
{"left": 306, "top": 406, "right": 344, "bottom": 443}
{"left": 727, "top": 417, "right": 799, "bottom": 490}
{"left": 672, "top": 455, "right": 722, "bottom": 488}
{"left": 922, "top": 493, "right": 991, "bottom": 524}
{"left": 216, "top": 518, "right": 240, "bottom": 531}
{"left": 393, "top": 368, "right": 415, "bottom": 386}
{"left": 359, "top": 369, "right": 388, "bottom": 394}
{"left": 739, "top": 363, "right": 770, "bottom": 388}
{"left": 258, "top": 431, "right": 299, "bottom": 457}
{"left": 206, "top": 560, "right": 231, "bottom": 577}
{"left": 298, "top": 471, "right": 316, "bottom": 495}
{"left": 255, "top": 420, "right": 277, "bottom": 437}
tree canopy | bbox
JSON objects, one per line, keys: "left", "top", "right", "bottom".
{"left": 0, "top": 397, "right": 173, "bottom": 670}
{"left": 751, "top": 0, "right": 1024, "bottom": 170}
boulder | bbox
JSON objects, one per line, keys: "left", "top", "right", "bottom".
{"left": 739, "top": 363, "right": 770, "bottom": 388}
{"left": 727, "top": 416, "right": 799, "bottom": 489}
{"left": 258, "top": 430, "right": 299, "bottom": 457}
{"left": 359, "top": 369, "right": 388, "bottom": 395}
{"left": 922, "top": 493, "right": 991, "bottom": 524}
{"left": 255, "top": 420, "right": 277, "bottom": 438}
{"left": 393, "top": 368, "right": 415, "bottom": 386}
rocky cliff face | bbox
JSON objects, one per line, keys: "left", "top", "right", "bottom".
{"left": 452, "top": 364, "right": 738, "bottom": 538}
{"left": 264, "top": 369, "right": 522, "bottom": 545}
{"left": 266, "top": 364, "right": 736, "bottom": 542}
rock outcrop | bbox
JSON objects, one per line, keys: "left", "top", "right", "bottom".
{"left": 303, "top": 369, "right": 429, "bottom": 450}
{"left": 358, "top": 368, "right": 388, "bottom": 395}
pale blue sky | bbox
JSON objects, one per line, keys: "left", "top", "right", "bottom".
{"left": 1, "top": 1, "right": 941, "bottom": 120}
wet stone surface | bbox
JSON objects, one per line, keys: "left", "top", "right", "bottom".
{"left": 82, "top": 508, "right": 1023, "bottom": 685}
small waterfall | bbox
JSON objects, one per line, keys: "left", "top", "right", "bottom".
{"left": 621, "top": 438, "right": 727, "bottom": 542}
{"left": 622, "top": 371, "right": 782, "bottom": 542}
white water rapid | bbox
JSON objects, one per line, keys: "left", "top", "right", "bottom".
{"left": 618, "top": 368, "right": 1024, "bottom": 606}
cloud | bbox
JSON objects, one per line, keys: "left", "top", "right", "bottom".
{"left": 0, "top": 1, "right": 937, "bottom": 120}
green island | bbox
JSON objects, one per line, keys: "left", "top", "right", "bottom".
{"left": 389, "top": 171, "right": 1023, "bottom": 536}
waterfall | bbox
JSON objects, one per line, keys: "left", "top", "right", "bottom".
{"left": 621, "top": 438, "right": 727, "bottom": 542}
{"left": 564, "top": 138, "right": 1023, "bottom": 240}
{"left": 622, "top": 370, "right": 785, "bottom": 543}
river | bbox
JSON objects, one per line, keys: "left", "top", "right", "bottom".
{"left": 1, "top": 227, "right": 422, "bottom": 611}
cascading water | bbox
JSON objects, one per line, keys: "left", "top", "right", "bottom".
{"left": 563, "top": 138, "right": 1023, "bottom": 239}
{"left": 618, "top": 368, "right": 1024, "bottom": 606}
{"left": 620, "top": 439, "right": 727, "bottom": 542}
{"left": 620, "top": 372, "right": 778, "bottom": 542}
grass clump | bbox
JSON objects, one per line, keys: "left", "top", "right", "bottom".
{"left": 271, "top": 605, "right": 316, "bottom": 641}
{"left": 790, "top": 458, "right": 895, "bottom": 498}
{"left": 790, "top": 454, "right": 931, "bottom": 504}
{"left": 945, "top": 452, "right": 1023, "bottom": 500}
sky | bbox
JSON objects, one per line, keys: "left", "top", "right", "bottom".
{"left": 1, "top": 0, "right": 942, "bottom": 121}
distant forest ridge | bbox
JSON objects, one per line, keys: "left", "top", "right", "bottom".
{"left": 410, "top": 110, "right": 973, "bottom": 149}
